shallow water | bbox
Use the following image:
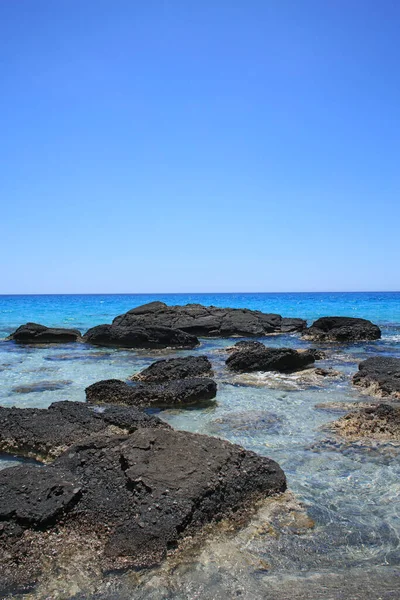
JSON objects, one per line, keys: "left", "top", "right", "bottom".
{"left": 1, "top": 293, "right": 400, "bottom": 599}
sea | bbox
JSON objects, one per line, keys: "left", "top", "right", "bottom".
{"left": 1, "top": 292, "right": 400, "bottom": 599}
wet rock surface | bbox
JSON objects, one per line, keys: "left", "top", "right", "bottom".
{"left": 226, "top": 346, "right": 316, "bottom": 373}
{"left": 130, "top": 355, "right": 213, "bottom": 383}
{"left": 111, "top": 302, "right": 307, "bottom": 337}
{"left": 0, "top": 428, "right": 286, "bottom": 594}
{"left": 303, "top": 316, "right": 381, "bottom": 342}
{"left": 86, "top": 377, "right": 217, "bottom": 408}
{"left": 83, "top": 324, "right": 199, "bottom": 349}
{"left": 327, "top": 403, "right": 400, "bottom": 441}
{"left": 0, "top": 400, "right": 168, "bottom": 462}
{"left": 226, "top": 340, "right": 266, "bottom": 353}
{"left": 353, "top": 356, "right": 400, "bottom": 399}
{"left": 7, "top": 322, "right": 81, "bottom": 344}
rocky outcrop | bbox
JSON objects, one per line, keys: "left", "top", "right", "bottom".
{"left": 303, "top": 317, "right": 381, "bottom": 342}
{"left": 226, "top": 340, "right": 266, "bottom": 353}
{"left": 7, "top": 322, "right": 81, "bottom": 343}
{"left": 226, "top": 346, "right": 316, "bottom": 373}
{"left": 353, "top": 357, "right": 400, "bottom": 399}
{"left": 0, "top": 401, "right": 168, "bottom": 462}
{"left": 86, "top": 377, "right": 217, "bottom": 408}
{"left": 130, "top": 355, "right": 213, "bottom": 382}
{"left": 0, "top": 428, "right": 286, "bottom": 593}
{"left": 83, "top": 324, "right": 199, "bottom": 349}
{"left": 111, "top": 302, "right": 307, "bottom": 337}
{"left": 327, "top": 403, "right": 400, "bottom": 441}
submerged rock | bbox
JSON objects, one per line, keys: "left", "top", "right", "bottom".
{"left": 0, "top": 400, "right": 168, "bottom": 462}
{"left": 11, "top": 380, "right": 72, "bottom": 394}
{"left": 208, "top": 410, "right": 282, "bottom": 434}
{"left": 353, "top": 356, "right": 400, "bottom": 399}
{"left": 0, "top": 428, "right": 286, "bottom": 593}
{"left": 83, "top": 324, "right": 199, "bottom": 349}
{"left": 226, "top": 346, "right": 316, "bottom": 373}
{"left": 130, "top": 355, "right": 213, "bottom": 382}
{"left": 303, "top": 317, "right": 381, "bottom": 342}
{"left": 7, "top": 322, "right": 81, "bottom": 344}
{"left": 86, "top": 378, "right": 217, "bottom": 408}
{"left": 327, "top": 403, "right": 400, "bottom": 441}
{"left": 111, "top": 302, "right": 307, "bottom": 337}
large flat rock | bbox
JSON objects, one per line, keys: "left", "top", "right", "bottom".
{"left": 0, "top": 400, "right": 168, "bottom": 462}
{"left": 83, "top": 324, "right": 199, "bottom": 349}
{"left": 111, "top": 302, "right": 307, "bottom": 337}
{"left": 353, "top": 356, "right": 400, "bottom": 399}
{"left": 86, "top": 377, "right": 217, "bottom": 408}
{"left": 0, "top": 428, "right": 286, "bottom": 593}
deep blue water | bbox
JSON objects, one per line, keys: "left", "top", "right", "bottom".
{"left": 1, "top": 292, "right": 400, "bottom": 598}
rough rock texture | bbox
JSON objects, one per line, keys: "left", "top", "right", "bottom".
{"left": 226, "top": 340, "right": 266, "bottom": 353}
{"left": 111, "top": 302, "right": 307, "bottom": 337}
{"left": 86, "top": 378, "right": 217, "bottom": 408}
{"left": 226, "top": 347, "right": 316, "bottom": 373}
{"left": 353, "top": 357, "right": 400, "bottom": 399}
{"left": 327, "top": 403, "right": 400, "bottom": 441}
{"left": 0, "top": 401, "right": 168, "bottom": 462}
{"left": 7, "top": 322, "right": 81, "bottom": 343}
{"left": 303, "top": 317, "right": 381, "bottom": 342}
{"left": 130, "top": 355, "right": 213, "bottom": 383}
{"left": 0, "top": 428, "right": 286, "bottom": 593}
{"left": 83, "top": 324, "right": 199, "bottom": 349}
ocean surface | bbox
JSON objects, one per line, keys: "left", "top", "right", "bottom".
{"left": 1, "top": 292, "right": 400, "bottom": 599}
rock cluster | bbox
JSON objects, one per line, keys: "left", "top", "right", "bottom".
{"left": 111, "top": 301, "right": 307, "bottom": 336}
{"left": 353, "top": 357, "right": 400, "bottom": 399}
{"left": 7, "top": 322, "right": 81, "bottom": 343}
{"left": 303, "top": 317, "right": 381, "bottom": 342}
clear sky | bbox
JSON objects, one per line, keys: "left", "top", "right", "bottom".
{"left": 1, "top": 0, "right": 399, "bottom": 293}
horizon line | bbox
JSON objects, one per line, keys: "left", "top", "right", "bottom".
{"left": 0, "top": 291, "right": 399, "bottom": 296}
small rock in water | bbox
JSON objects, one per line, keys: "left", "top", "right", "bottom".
{"left": 130, "top": 355, "right": 213, "bottom": 382}
{"left": 7, "top": 322, "right": 81, "bottom": 343}
{"left": 303, "top": 316, "right": 381, "bottom": 342}
{"left": 352, "top": 356, "right": 400, "bottom": 400}
{"left": 326, "top": 403, "right": 400, "bottom": 441}
{"left": 12, "top": 380, "right": 73, "bottom": 393}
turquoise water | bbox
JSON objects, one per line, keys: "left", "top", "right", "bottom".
{"left": 1, "top": 293, "right": 400, "bottom": 599}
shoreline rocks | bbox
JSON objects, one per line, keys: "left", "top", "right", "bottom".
{"left": 111, "top": 302, "right": 307, "bottom": 337}
{"left": 226, "top": 345, "right": 316, "bottom": 373}
{"left": 353, "top": 357, "right": 400, "bottom": 399}
{"left": 83, "top": 324, "right": 199, "bottom": 349}
{"left": 303, "top": 317, "right": 381, "bottom": 342}
{"left": 0, "top": 427, "right": 286, "bottom": 593}
{"left": 130, "top": 355, "right": 213, "bottom": 382}
{"left": 85, "top": 377, "right": 217, "bottom": 408}
{"left": 7, "top": 323, "right": 81, "bottom": 344}
{"left": 0, "top": 401, "right": 168, "bottom": 462}
{"left": 327, "top": 403, "right": 400, "bottom": 441}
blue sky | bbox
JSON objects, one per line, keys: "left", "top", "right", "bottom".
{"left": 1, "top": 1, "right": 399, "bottom": 293}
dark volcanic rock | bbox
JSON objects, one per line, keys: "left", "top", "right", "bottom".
{"left": 111, "top": 302, "right": 307, "bottom": 337}
{"left": 0, "top": 428, "right": 286, "bottom": 592}
{"left": 327, "top": 403, "right": 400, "bottom": 441}
{"left": 0, "top": 400, "right": 168, "bottom": 462}
{"left": 83, "top": 324, "right": 199, "bottom": 349}
{"left": 7, "top": 322, "right": 81, "bottom": 343}
{"left": 130, "top": 355, "right": 213, "bottom": 382}
{"left": 303, "top": 317, "right": 381, "bottom": 342}
{"left": 86, "top": 377, "right": 217, "bottom": 408}
{"left": 226, "top": 347, "right": 316, "bottom": 373}
{"left": 353, "top": 357, "right": 400, "bottom": 399}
